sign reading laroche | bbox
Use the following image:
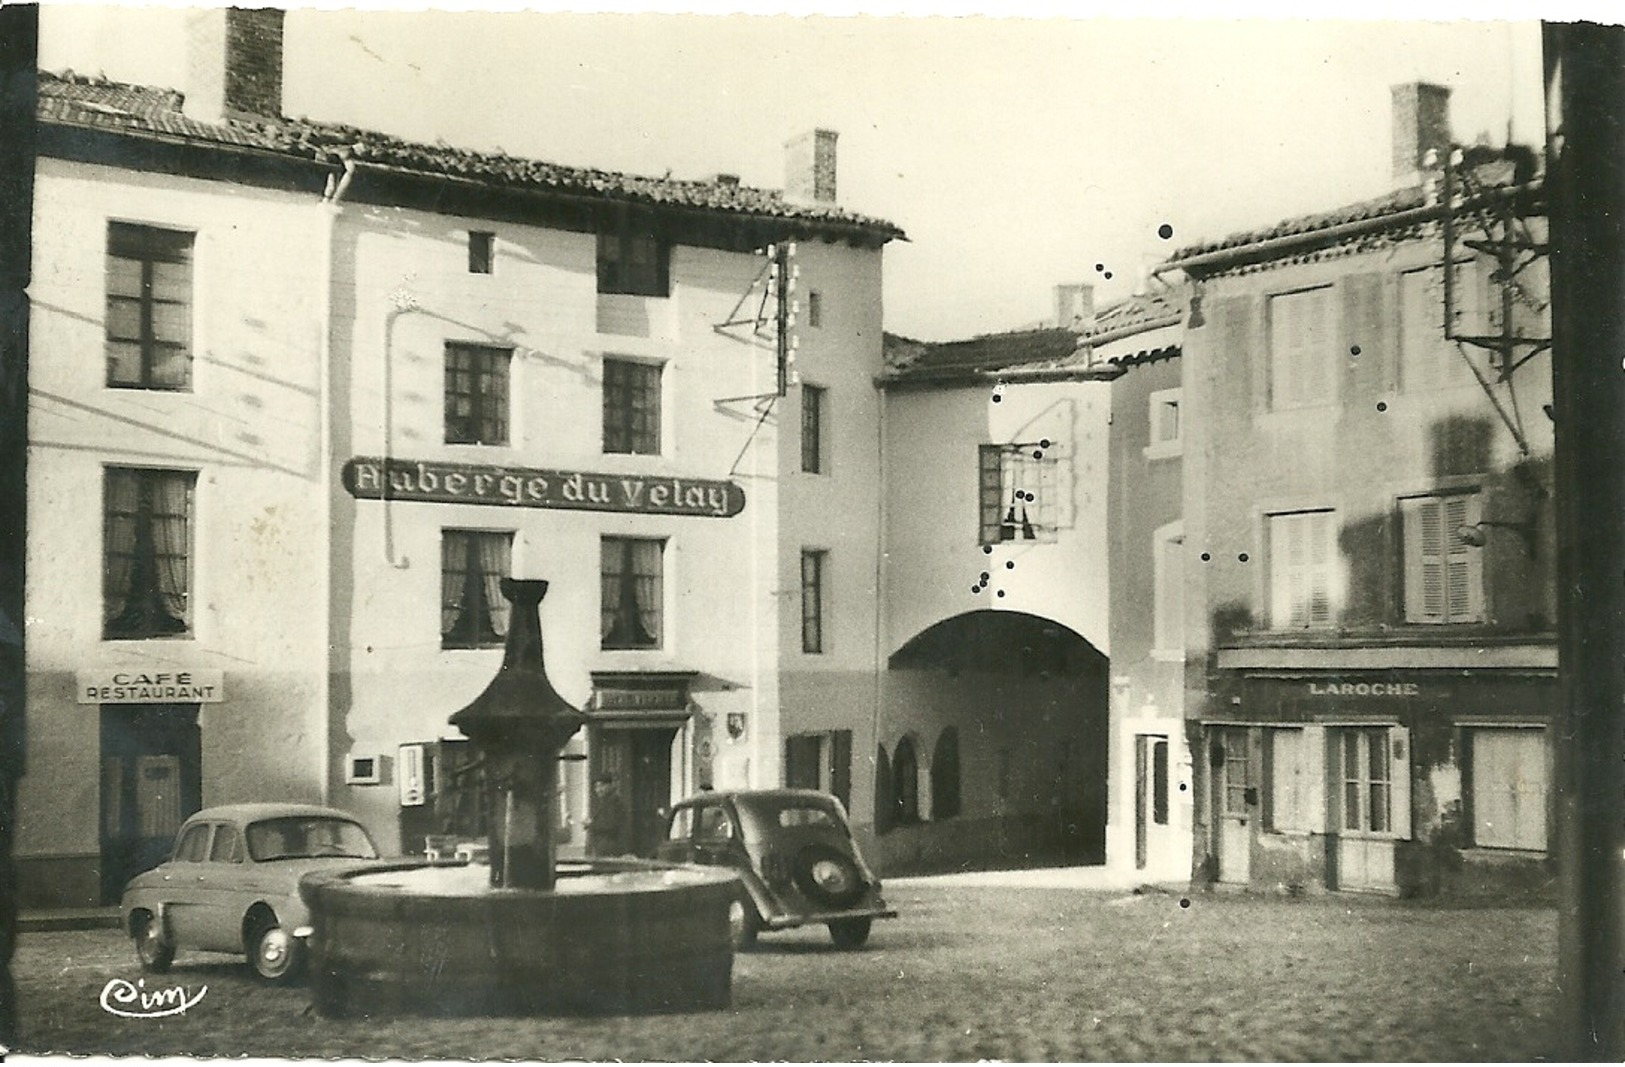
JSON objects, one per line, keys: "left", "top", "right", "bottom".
{"left": 343, "top": 457, "right": 745, "bottom": 519}
{"left": 78, "top": 669, "right": 224, "bottom": 704}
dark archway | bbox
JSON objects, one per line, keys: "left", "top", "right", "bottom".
{"left": 932, "top": 726, "right": 962, "bottom": 820}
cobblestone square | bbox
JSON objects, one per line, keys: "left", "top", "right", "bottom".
{"left": 12, "top": 884, "right": 1557, "bottom": 1061}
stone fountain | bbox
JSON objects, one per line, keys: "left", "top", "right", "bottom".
{"left": 300, "top": 579, "right": 737, "bottom": 1016}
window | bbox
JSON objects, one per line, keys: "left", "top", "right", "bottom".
{"left": 806, "top": 290, "right": 823, "bottom": 328}
{"left": 600, "top": 537, "right": 664, "bottom": 649}
{"left": 596, "top": 214, "right": 668, "bottom": 296}
{"left": 1218, "top": 727, "right": 1253, "bottom": 816}
{"left": 891, "top": 736, "right": 920, "bottom": 824}
{"left": 978, "top": 444, "right": 1059, "bottom": 544}
{"left": 1334, "top": 727, "right": 1390, "bottom": 834}
{"left": 106, "top": 222, "right": 194, "bottom": 390}
{"left": 1268, "top": 510, "right": 1337, "bottom": 630}
{"left": 444, "top": 343, "right": 511, "bottom": 446}
{"left": 208, "top": 824, "right": 244, "bottom": 863}
{"left": 602, "top": 357, "right": 662, "bottom": 455}
{"left": 174, "top": 823, "right": 211, "bottom": 863}
{"left": 1146, "top": 387, "right": 1182, "bottom": 457}
{"left": 104, "top": 467, "right": 195, "bottom": 639}
{"left": 1267, "top": 285, "right": 1335, "bottom": 409}
{"left": 1467, "top": 727, "right": 1548, "bottom": 851}
{"left": 931, "top": 727, "right": 961, "bottom": 820}
{"left": 1152, "top": 522, "right": 1185, "bottom": 657}
{"left": 800, "top": 549, "right": 827, "bottom": 654}
{"left": 440, "top": 530, "right": 512, "bottom": 649}
{"left": 1150, "top": 739, "right": 1169, "bottom": 826}
{"left": 801, "top": 384, "right": 825, "bottom": 473}
{"left": 1264, "top": 728, "right": 1307, "bottom": 831}
{"left": 1401, "top": 492, "right": 1484, "bottom": 624}
{"left": 468, "top": 231, "right": 494, "bottom": 274}
{"left": 1399, "top": 266, "right": 1476, "bottom": 391}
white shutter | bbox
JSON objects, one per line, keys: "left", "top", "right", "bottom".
{"left": 1404, "top": 497, "right": 1447, "bottom": 622}
{"left": 1308, "top": 511, "right": 1333, "bottom": 627}
{"left": 1389, "top": 726, "right": 1412, "bottom": 840}
{"left": 1302, "top": 725, "right": 1328, "bottom": 832}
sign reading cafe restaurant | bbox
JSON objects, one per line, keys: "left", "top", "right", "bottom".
{"left": 343, "top": 457, "right": 746, "bottom": 519}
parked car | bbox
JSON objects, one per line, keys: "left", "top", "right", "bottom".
{"left": 655, "top": 789, "right": 896, "bottom": 949}
{"left": 120, "top": 803, "right": 380, "bottom": 982}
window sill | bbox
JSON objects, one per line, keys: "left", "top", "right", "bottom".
{"left": 1459, "top": 846, "right": 1548, "bottom": 861}
{"left": 1142, "top": 442, "right": 1182, "bottom": 461}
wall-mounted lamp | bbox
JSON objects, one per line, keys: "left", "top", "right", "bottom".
{"left": 1457, "top": 518, "right": 1537, "bottom": 557}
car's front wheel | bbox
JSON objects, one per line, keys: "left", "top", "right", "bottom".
{"left": 132, "top": 911, "right": 174, "bottom": 973}
{"left": 247, "top": 917, "right": 303, "bottom": 982}
{"left": 828, "top": 917, "right": 871, "bottom": 949}
{"left": 728, "top": 896, "right": 761, "bottom": 951}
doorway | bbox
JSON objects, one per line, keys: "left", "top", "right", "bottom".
{"left": 1212, "top": 726, "right": 1255, "bottom": 884}
{"left": 100, "top": 704, "right": 201, "bottom": 902}
{"left": 587, "top": 725, "right": 679, "bottom": 858}
{"left": 1134, "top": 734, "right": 1170, "bottom": 870}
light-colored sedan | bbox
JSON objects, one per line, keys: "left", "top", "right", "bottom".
{"left": 120, "top": 803, "right": 380, "bottom": 982}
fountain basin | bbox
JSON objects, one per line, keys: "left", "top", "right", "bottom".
{"left": 301, "top": 858, "right": 739, "bottom": 1017}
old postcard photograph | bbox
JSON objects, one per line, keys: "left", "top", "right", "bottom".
{"left": 2, "top": 0, "right": 1619, "bottom": 1060}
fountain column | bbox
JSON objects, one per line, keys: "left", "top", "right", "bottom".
{"left": 448, "top": 579, "right": 587, "bottom": 891}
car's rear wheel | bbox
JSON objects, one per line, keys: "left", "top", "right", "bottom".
{"left": 727, "top": 896, "right": 761, "bottom": 950}
{"left": 132, "top": 911, "right": 174, "bottom": 973}
{"left": 828, "top": 917, "right": 872, "bottom": 949}
{"left": 247, "top": 917, "right": 303, "bottom": 982}
{"left": 793, "top": 844, "right": 865, "bottom": 909}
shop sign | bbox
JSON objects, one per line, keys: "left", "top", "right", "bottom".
{"left": 78, "top": 669, "right": 224, "bottom": 704}
{"left": 343, "top": 457, "right": 745, "bottom": 518}
{"left": 1307, "top": 681, "right": 1422, "bottom": 697}
{"left": 597, "top": 688, "right": 688, "bottom": 711}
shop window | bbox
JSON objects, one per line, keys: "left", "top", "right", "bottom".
{"left": 1268, "top": 509, "right": 1338, "bottom": 630}
{"left": 106, "top": 222, "right": 194, "bottom": 391}
{"left": 1145, "top": 388, "right": 1182, "bottom": 458}
{"left": 801, "top": 384, "right": 825, "bottom": 473}
{"left": 602, "top": 357, "right": 662, "bottom": 455}
{"left": 1152, "top": 522, "right": 1185, "bottom": 657}
{"left": 891, "top": 736, "right": 920, "bottom": 825}
{"left": 1333, "top": 727, "right": 1390, "bottom": 834}
{"left": 1264, "top": 727, "right": 1306, "bottom": 831}
{"left": 931, "top": 727, "right": 961, "bottom": 820}
{"left": 1401, "top": 492, "right": 1485, "bottom": 624}
{"left": 444, "top": 343, "right": 511, "bottom": 446}
{"left": 440, "top": 530, "right": 512, "bottom": 649}
{"left": 1267, "top": 285, "right": 1335, "bottom": 410}
{"left": 596, "top": 214, "right": 668, "bottom": 297}
{"left": 104, "top": 467, "right": 195, "bottom": 640}
{"left": 800, "top": 549, "right": 827, "bottom": 654}
{"left": 600, "top": 537, "right": 664, "bottom": 650}
{"left": 1466, "top": 727, "right": 1548, "bottom": 851}
{"left": 468, "top": 230, "right": 494, "bottom": 274}
{"left": 978, "top": 443, "right": 1059, "bottom": 545}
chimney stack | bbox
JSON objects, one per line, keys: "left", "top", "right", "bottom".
{"left": 1054, "top": 283, "right": 1094, "bottom": 330}
{"left": 785, "top": 129, "right": 838, "bottom": 204}
{"left": 182, "top": 7, "right": 285, "bottom": 125}
{"left": 1391, "top": 82, "right": 1452, "bottom": 189}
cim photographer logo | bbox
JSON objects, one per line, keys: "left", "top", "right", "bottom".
{"left": 100, "top": 977, "right": 207, "bottom": 1018}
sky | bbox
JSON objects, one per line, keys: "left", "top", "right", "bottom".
{"left": 36, "top": 3, "right": 1555, "bottom": 341}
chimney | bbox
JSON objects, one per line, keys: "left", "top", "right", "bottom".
{"left": 1391, "top": 82, "right": 1452, "bottom": 189}
{"left": 1054, "top": 283, "right": 1094, "bottom": 330}
{"left": 182, "top": 7, "right": 285, "bottom": 124}
{"left": 785, "top": 129, "right": 838, "bottom": 204}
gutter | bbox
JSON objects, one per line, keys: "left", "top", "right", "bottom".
{"left": 314, "top": 157, "right": 355, "bottom": 805}
{"left": 1156, "top": 181, "right": 1540, "bottom": 279}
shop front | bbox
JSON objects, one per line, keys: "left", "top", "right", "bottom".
{"left": 1195, "top": 663, "right": 1557, "bottom": 897}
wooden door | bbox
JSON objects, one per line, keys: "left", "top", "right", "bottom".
{"left": 1213, "top": 726, "right": 1255, "bottom": 884}
{"left": 100, "top": 705, "right": 201, "bottom": 902}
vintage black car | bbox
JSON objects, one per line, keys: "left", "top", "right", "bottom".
{"left": 656, "top": 788, "right": 896, "bottom": 949}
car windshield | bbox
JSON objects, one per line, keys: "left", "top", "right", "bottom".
{"left": 246, "top": 816, "right": 377, "bottom": 862}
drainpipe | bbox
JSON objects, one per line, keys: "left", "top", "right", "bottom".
{"left": 315, "top": 158, "right": 355, "bottom": 804}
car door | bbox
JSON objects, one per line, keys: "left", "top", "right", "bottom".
{"left": 192, "top": 822, "right": 249, "bottom": 951}
{"left": 161, "top": 822, "right": 215, "bottom": 947}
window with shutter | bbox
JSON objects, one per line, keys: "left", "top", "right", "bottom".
{"left": 1469, "top": 727, "right": 1548, "bottom": 851}
{"left": 1267, "top": 286, "right": 1334, "bottom": 410}
{"left": 1268, "top": 510, "right": 1338, "bottom": 629}
{"left": 1402, "top": 493, "right": 1484, "bottom": 623}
